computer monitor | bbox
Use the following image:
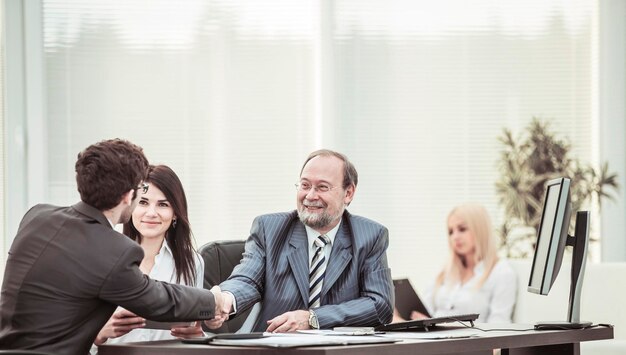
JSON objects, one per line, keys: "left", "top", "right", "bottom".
{"left": 528, "top": 177, "right": 592, "bottom": 330}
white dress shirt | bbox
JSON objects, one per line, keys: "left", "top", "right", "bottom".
{"left": 92, "top": 240, "right": 204, "bottom": 354}
{"left": 423, "top": 259, "right": 517, "bottom": 323}
{"left": 304, "top": 221, "right": 341, "bottom": 266}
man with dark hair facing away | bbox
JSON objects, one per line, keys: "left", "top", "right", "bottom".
{"left": 0, "top": 139, "right": 224, "bottom": 355}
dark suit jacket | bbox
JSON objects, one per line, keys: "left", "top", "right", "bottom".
{"left": 0, "top": 202, "right": 216, "bottom": 355}
{"left": 220, "top": 210, "right": 394, "bottom": 331}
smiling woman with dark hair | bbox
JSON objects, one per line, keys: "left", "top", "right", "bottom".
{"left": 124, "top": 165, "right": 198, "bottom": 286}
{"left": 92, "top": 165, "right": 205, "bottom": 352}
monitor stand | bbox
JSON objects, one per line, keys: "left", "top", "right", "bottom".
{"left": 535, "top": 211, "right": 592, "bottom": 331}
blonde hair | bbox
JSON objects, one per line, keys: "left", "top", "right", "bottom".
{"left": 435, "top": 203, "right": 499, "bottom": 291}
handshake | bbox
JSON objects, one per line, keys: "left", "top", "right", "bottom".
{"left": 206, "top": 286, "right": 234, "bottom": 329}
{"left": 207, "top": 286, "right": 315, "bottom": 333}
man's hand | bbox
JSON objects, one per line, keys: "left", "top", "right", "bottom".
{"left": 204, "top": 287, "right": 232, "bottom": 330}
{"left": 170, "top": 321, "right": 204, "bottom": 339}
{"left": 210, "top": 285, "right": 224, "bottom": 317}
{"left": 94, "top": 309, "right": 145, "bottom": 345}
{"left": 266, "top": 310, "right": 310, "bottom": 333}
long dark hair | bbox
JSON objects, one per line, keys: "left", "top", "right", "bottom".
{"left": 123, "top": 165, "right": 197, "bottom": 285}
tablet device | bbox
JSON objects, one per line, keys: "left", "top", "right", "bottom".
{"left": 393, "top": 278, "right": 431, "bottom": 319}
{"left": 144, "top": 320, "right": 195, "bottom": 330}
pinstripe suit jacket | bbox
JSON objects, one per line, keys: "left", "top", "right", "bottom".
{"left": 220, "top": 210, "right": 394, "bottom": 331}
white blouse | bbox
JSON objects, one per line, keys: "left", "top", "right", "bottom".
{"left": 92, "top": 240, "right": 204, "bottom": 354}
{"left": 423, "top": 259, "right": 517, "bottom": 323}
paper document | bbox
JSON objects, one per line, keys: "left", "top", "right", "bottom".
{"left": 298, "top": 328, "right": 378, "bottom": 336}
{"left": 210, "top": 333, "right": 398, "bottom": 348}
{"left": 376, "top": 328, "right": 480, "bottom": 340}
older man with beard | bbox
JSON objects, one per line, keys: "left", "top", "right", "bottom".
{"left": 207, "top": 149, "right": 393, "bottom": 332}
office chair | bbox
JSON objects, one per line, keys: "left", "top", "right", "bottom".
{"left": 199, "top": 240, "right": 258, "bottom": 333}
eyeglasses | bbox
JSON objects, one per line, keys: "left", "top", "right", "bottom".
{"left": 295, "top": 182, "right": 340, "bottom": 193}
{"left": 135, "top": 182, "right": 149, "bottom": 195}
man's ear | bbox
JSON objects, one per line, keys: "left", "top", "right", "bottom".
{"left": 344, "top": 184, "right": 356, "bottom": 205}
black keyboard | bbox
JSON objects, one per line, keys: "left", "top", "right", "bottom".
{"left": 375, "top": 313, "right": 479, "bottom": 332}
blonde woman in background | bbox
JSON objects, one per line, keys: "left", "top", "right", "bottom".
{"left": 400, "top": 203, "right": 517, "bottom": 323}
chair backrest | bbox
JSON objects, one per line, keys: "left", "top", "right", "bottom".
{"left": 198, "top": 240, "right": 252, "bottom": 333}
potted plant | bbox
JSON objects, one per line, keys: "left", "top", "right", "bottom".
{"left": 495, "top": 118, "right": 619, "bottom": 258}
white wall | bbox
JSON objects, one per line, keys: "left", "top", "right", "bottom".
{"left": 599, "top": 0, "right": 626, "bottom": 261}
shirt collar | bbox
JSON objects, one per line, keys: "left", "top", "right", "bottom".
{"left": 160, "top": 238, "right": 173, "bottom": 257}
{"left": 304, "top": 220, "right": 341, "bottom": 248}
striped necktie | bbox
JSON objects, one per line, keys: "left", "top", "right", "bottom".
{"left": 308, "top": 235, "right": 330, "bottom": 309}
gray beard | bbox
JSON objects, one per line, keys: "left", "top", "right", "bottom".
{"left": 298, "top": 206, "right": 344, "bottom": 230}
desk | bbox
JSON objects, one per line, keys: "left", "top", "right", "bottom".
{"left": 99, "top": 324, "right": 613, "bottom": 355}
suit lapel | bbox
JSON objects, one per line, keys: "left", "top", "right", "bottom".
{"left": 321, "top": 220, "right": 352, "bottom": 298}
{"left": 287, "top": 222, "right": 309, "bottom": 304}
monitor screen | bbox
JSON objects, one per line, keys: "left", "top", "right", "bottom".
{"left": 528, "top": 177, "right": 571, "bottom": 295}
{"left": 527, "top": 177, "right": 592, "bottom": 329}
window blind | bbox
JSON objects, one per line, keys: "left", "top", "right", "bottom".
{"left": 41, "top": 0, "right": 597, "bottom": 289}
{"left": 0, "top": 2, "right": 6, "bottom": 279}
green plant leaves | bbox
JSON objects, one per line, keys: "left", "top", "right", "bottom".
{"left": 495, "top": 118, "right": 619, "bottom": 258}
